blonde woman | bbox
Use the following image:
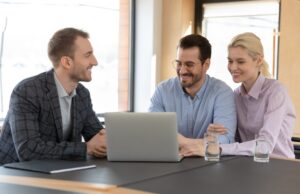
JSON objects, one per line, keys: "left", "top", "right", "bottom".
{"left": 209, "top": 32, "right": 296, "bottom": 158}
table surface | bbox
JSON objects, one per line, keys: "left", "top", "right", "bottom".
{"left": 0, "top": 156, "right": 299, "bottom": 194}
{"left": 125, "top": 156, "right": 300, "bottom": 194}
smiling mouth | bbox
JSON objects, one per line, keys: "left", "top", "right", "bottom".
{"left": 180, "top": 75, "right": 192, "bottom": 81}
{"left": 231, "top": 72, "right": 241, "bottom": 76}
{"left": 180, "top": 73, "right": 192, "bottom": 77}
{"left": 181, "top": 75, "right": 191, "bottom": 78}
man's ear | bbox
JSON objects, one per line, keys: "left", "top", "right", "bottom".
{"left": 203, "top": 58, "right": 211, "bottom": 70}
{"left": 60, "top": 56, "right": 71, "bottom": 69}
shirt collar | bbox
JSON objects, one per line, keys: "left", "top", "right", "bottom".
{"left": 239, "top": 74, "right": 265, "bottom": 99}
{"left": 53, "top": 73, "right": 76, "bottom": 98}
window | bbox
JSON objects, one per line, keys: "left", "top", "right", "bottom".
{"left": 0, "top": 0, "right": 131, "bottom": 119}
{"left": 200, "top": 0, "right": 279, "bottom": 89}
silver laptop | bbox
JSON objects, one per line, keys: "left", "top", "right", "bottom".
{"left": 104, "top": 112, "right": 183, "bottom": 162}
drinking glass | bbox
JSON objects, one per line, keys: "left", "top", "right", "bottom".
{"left": 254, "top": 138, "right": 270, "bottom": 163}
{"left": 204, "top": 132, "right": 220, "bottom": 161}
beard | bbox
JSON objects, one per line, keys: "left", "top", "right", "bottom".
{"left": 69, "top": 68, "right": 92, "bottom": 82}
{"left": 178, "top": 72, "right": 201, "bottom": 88}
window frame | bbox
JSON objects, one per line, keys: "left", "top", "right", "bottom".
{"left": 0, "top": 0, "right": 135, "bottom": 121}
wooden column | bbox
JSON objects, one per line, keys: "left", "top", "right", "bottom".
{"left": 160, "top": 0, "right": 195, "bottom": 82}
{"left": 118, "top": 0, "right": 130, "bottom": 111}
{"left": 278, "top": 0, "right": 300, "bottom": 135}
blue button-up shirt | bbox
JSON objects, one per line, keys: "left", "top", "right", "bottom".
{"left": 149, "top": 75, "right": 236, "bottom": 144}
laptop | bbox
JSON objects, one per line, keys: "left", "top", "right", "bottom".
{"left": 104, "top": 112, "right": 183, "bottom": 162}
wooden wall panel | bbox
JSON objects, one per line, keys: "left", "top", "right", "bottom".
{"left": 118, "top": 0, "right": 130, "bottom": 111}
{"left": 160, "top": 0, "right": 195, "bottom": 82}
{"left": 278, "top": 0, "right": 300, "bottom": 135}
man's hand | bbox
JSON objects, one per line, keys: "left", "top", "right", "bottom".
{"left": 178, "top": 133, "right": 205, "bottom": 157}
{"left": 86, "top": 129, "right": 107, "bottom": 157}
{"left": 207, "top": 124, "right": 228, "bottom": 135}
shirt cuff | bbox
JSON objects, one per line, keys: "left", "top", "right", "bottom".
{"left": 220, "top": 143, "right": 234, "bottom": 155}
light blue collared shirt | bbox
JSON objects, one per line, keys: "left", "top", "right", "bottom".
{"left": 149, "top": 75, "right": 236, "bottom": 144}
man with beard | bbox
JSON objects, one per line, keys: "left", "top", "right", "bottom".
{"left": 149, "top": 34, "right": 236, "bottom": 157}
{"left": 0, "top": 28, "right": 106, "bottom": 165}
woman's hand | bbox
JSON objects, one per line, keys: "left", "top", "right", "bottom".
{"left": 207, "top": 124, "right": 228, "bottom": 135}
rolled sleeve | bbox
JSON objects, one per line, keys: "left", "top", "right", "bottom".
{"left": 214, "top": 88, "right": 237, "bottom": 144}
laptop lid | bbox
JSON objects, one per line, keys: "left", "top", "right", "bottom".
{"left": 104, "top": 112, "right": 182, "bottom": 162}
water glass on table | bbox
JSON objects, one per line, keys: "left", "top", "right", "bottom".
{"left": 254, "top": 138, "right": 270, "bottom": 163}
{"left": 204, "top": 132, "right": 220, "bottom": 161}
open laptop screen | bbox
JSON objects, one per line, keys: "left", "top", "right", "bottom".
{"left": 104, "top": 112, "right": 182, "bottom": 162}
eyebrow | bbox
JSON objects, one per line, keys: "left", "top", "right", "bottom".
{"left": 227, "top": 57, "right": 245, "bottom": 60}
{"left": 85, "top": 50, "right": 93, "bottom": 55}
{"left": 176, "top": 60, "right": 196, "bottom": 63}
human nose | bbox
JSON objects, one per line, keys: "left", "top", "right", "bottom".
{"left": 91, "top": 54, "right": 98, "bottom": 66}
{"left": 178, "top": 64, "right": 188, "bottom": 74}
{"left": 228, "top": 61, "right": 237, "bottom": 71}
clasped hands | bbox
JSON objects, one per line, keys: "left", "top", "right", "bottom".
{"left": 86, "top": 129, "right": 107, "bottom": 157}
{"left": 178, "top": 124, "right": 227, "bottom": 157}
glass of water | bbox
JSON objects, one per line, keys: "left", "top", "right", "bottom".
{"left": 204, "top": 132, "right": 220, "bottom": 161}
{"left": 254, "top": 138, "right": 270, "bottom": 163}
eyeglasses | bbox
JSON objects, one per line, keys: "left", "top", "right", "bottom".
{"left": 172, "top": 60, "right": 202, "bottom": 71}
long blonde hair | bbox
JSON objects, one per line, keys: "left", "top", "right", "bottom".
{"left": 228, "top": 32, "right": 272, "bottom": 78}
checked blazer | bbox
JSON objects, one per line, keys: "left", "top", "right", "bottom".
{"left": 0, "top": 69, "right": 103, "bottom": 165}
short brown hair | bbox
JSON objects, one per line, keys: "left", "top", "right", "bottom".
{"left": 179, "top": 34, "right": 211, "bottom": 63}
{"left": 48, "top": 27, "right": 89, "bottom": 68}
